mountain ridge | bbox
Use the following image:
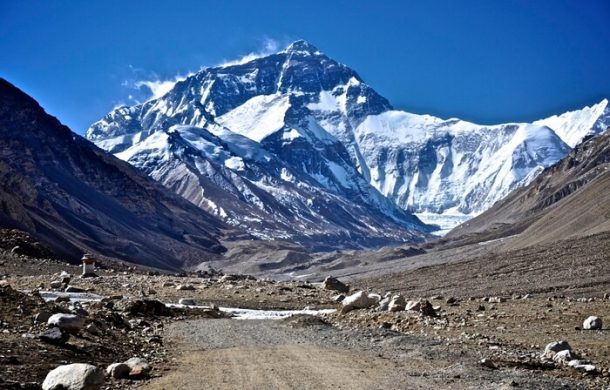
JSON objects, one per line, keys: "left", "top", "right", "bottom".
{"left": 0, "top": 78, "right": 228, "bottom": 270}
{"left": 87, "top": 40, "right": 610, "bottom": 236}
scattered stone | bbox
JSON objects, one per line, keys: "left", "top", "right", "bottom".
{"left": 321, "top": 276, "right": 349, "bottom": 293}
{"left": 178, "top": 298, "right": 197, "bottom": 306}
{"left": 332, "top": 294, "right": 345, "bottom": 303}
{"left": 388, "top": 295, "right": 406, "bottom": 312}
{"left": 161, "top": 282, "right": 175, "bottom": 288}
{"left": 49, "top": 280, "right": 62, "bottom": 289}
{"left": 341, "top": 291, "right": 377, "bottom": 313}
{"left": 575, "top": 364, "right": 597, "bottom": 373}
{"left": 419, "top": 300, "right": 437, "bottom": 316}
{"left": 86, "top": 323, "right": 100, "bottom": 335}
{"left": 106, "top": 362, "right": 131, "bottom": 379}
{"left": 583, "top": 316, "right": 602, "bottom": 330}
{"left": 377, "top": 295, "right": 391, "bottom": 311}
{"left": 176, "top": 284, "right": 195, "bottom": 291}
{"left": 543, "top": 341, "right": 571, "bottom": 359}
{"left": 34, "top": 311, "right": 52, "bottom": 324}
{"left": 603, "top": 293, "right": 609, "bottom": 300}
{"left": 406, "top": 299, "right": 437, "bottom": 316}
{"left": 480, "top": 358, "right": 497, "bottom": 369}
{"left": 124, "top": 357, "right": 151, "bottom": 378}
{"left": 42, "top": 363, "right": 104, "bottom": 390}
{"left": 446, "top": 296, "right": 458, "bottom": 305}
{"left": 119, "top": 299, "right": 172, "bottom": 316}
{"left": 38, "top": 327, "right": 69, "bottom": 344}
{"left": 553, "top": 349, "right": 574, "bottom": 364}
{"left": 47, "top": 313, "right": 85, "bottom": 333}
{"left": 54, "top": 296, "right": 70, "bottom": 303}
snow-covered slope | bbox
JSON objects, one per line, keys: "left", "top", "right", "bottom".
{"left": 534, "top": 99, "right": 610, "bottom": 147}
{"left": 87, "top": 40, "right": 609, "bottom": 237}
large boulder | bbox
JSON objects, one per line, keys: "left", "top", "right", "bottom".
{"left": 47, "top": 314, "right": 84, "bottom": 333}
{"left": 321, "top": 276, "right": 349, "bottom": 293}
{"left": 42, "top": 363, "right": 104, "bottom": 390}
{"left": 341, "top": 291, "right": 377, "bottom": 313}
{"left": 583, "top": 316, "right": 602, "bottom": 330}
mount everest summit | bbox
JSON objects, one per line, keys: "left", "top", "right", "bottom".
{"left": 87, "top": 40, "right": 610, "bottom": 241}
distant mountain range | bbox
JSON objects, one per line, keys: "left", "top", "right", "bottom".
{"left": 0, "top": 78, "right": 226, "bottom": 270}
{"left": 88, "top": 40, "right": 610, "bottom": 236}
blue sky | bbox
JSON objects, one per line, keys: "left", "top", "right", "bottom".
{"left": 1, "top": 0, "right": 609, "bottom": 133}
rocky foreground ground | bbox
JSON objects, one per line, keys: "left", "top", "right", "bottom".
{"left": 0, "top": 233, "right": 609, "bottom": 389}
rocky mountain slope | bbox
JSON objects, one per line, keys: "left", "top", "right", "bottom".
{"left": 448, "top": 128, "right": 610, "bottom": 247}
{"left": 88, "top": 40, "right": 609, "bottom": 235}
{"left": 0, "top": 78, "right": 227, "bottom": 269}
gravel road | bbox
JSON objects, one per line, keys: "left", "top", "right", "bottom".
{"left": 142, "top": 317, "right": 586, "bottom": 389}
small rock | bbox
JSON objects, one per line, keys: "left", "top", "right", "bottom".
{"left": 575, "top": 364, "right": 597, "bottom": 373}
{"left": 124, "top": 357, "right": 151, "bottom": 378}
{"left": 583, "top": 316, "right": 602, "bottom": 330}
{"left": 321, "top": 276, "right": 349, "bottom": 293}
{"left": 86, "top": 323, "right": 100, "bottom": 335}
{"left": 47, "top": 313, "right": 85, "bottom": 333}
{"left": 446, "top": 296, "right": 458, "bottom": 305}
{"left": 405, "top": 300, "right": 421, "bottom": 311}
{"left": 543, "top": 341, "right": 571, "bottom": 358}
{"left": 178, "top": 298, "right": 197, "bottom": 306}
{"left": 106, "top": 362, "right": 131, "bottom": 379}
{"left": 480, "top": 358, "right": 497, "bottom": 369}
{"left": 553, "top": 349, "right": 574, "bottom": 364}
{"left": 38, "top": 327, "right": 69, "bottom": 344}
{"left": 49, "top": 280, "right": 62, "bottom": 289}
{"left": 34, "top": 311, "right": 52, "bottom": 324}
{"left": 388, "top": 295, "right": 406, "bottom": 312}
{"left": 42, "top": 363, "right": 104, "bottom": 390}
{"left": 377, "top": 296, "right": 391, "bottom": 311}
{"left": 332, "top": 294, "right": 345, "bottom": 303}
{"left": 176, "top": 284, "right": 195, "bottom": 291}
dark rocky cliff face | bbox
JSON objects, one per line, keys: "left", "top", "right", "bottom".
{"left": 0, "top": 78, "right": 226, "bottom": 270}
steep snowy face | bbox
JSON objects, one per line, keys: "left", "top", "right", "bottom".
{"left": 88, "top": 40, "right": 608, "bottom": 237}
{"left": 534, "top": 99, "right": 610, "bottom": 147}
{"left": 354, "top": 112, "right": 571, "bottom": 216}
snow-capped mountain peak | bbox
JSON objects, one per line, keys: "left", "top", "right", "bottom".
{"left": 283, "top": 39, "right": 321, "bottom": 55}
{"left": 87, "top": 41, "right": 609, "bottom": 239}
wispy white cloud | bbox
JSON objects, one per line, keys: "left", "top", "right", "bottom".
{"left": 218, "top": 37, "right": 281, "bottom": 67}
{"left": 135, "top": 73, "right": 192, "bottom": 100}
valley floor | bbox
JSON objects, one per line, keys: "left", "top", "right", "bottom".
{"left": 1, "top": 230, "right": 609, "bottom": 389}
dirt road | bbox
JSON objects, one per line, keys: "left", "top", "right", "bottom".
{"left": 143, "top": 318, "right": 585, "bottom": 390}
